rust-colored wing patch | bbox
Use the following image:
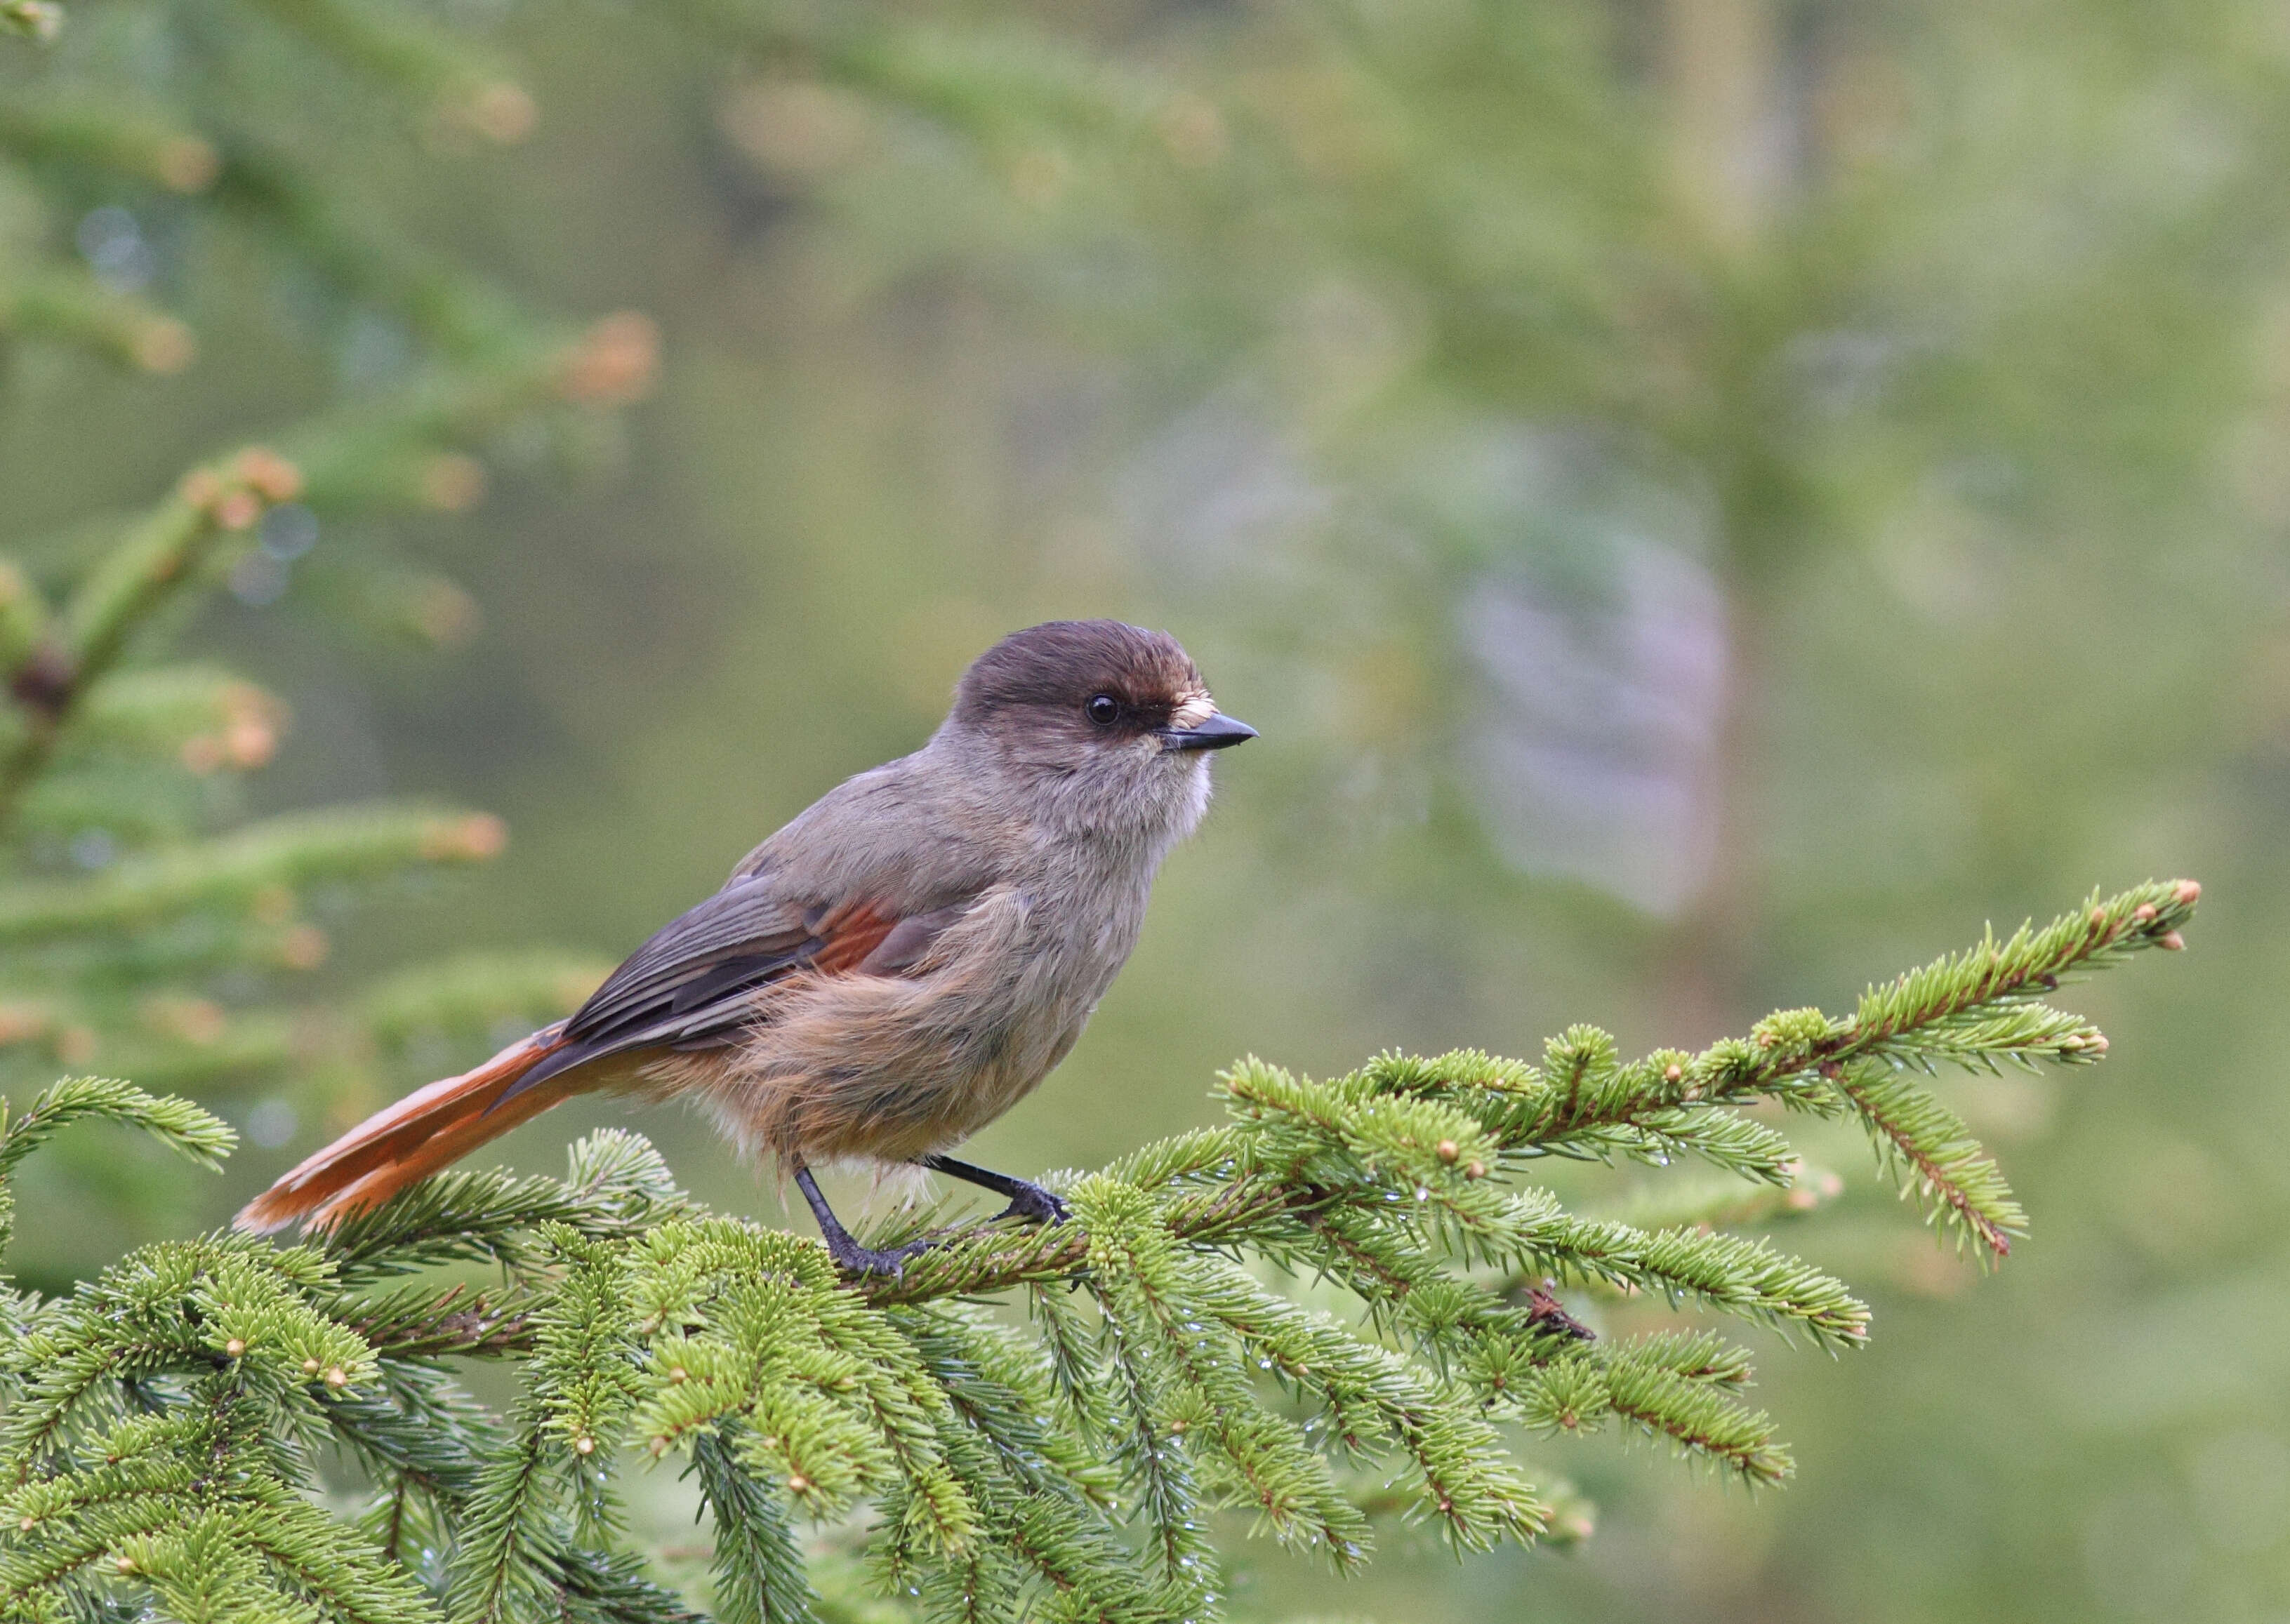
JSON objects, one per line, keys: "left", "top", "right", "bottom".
{"left": 807, "top": 900, "right": 901, "bottom": 976}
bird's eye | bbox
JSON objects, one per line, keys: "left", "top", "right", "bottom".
{"left": 1085, "top": 693, "right": 1120, "bottom": 727}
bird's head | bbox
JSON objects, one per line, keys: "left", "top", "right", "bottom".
{"left": 939, "top": 619, "right": 1255, "bottom": 842}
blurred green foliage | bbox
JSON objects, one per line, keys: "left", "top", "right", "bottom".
{"left": 1, "top": 0, "right": 2286, "bottom": 1619}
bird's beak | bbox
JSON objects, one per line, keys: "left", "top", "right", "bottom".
{"left": 1160, "top": 712, "right": 1258, "bottom": 752}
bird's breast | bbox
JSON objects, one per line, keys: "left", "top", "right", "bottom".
{"left": 697, "top": 851, "right": 1160, "bottom": 1164}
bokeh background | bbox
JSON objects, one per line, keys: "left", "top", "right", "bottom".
{"left": 6, "top": 1, "right": 2290, "bottom": 1620}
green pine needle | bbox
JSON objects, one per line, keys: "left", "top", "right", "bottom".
{"left": 0, "top": 883, "right": 2197, "bottom": 1620}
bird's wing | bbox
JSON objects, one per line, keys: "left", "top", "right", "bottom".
{"left": 237, "top": 874, "right": 975, "bottom": 1230}
{"left": 497, "top": 875, "right": 976, "bottom": 1104}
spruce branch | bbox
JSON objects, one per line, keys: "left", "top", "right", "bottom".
{"left": 324, "top": 1129, "right": 691, "bottom": 1282}
{"left": 0, "top": 274, "right": 194, "bottom": 374}
{"left": 1831, "top": 1064, "right": 2025, "bottom": 1258}
{"left": 0, "top": 14, "right": 679, "bottom": 1618}
{"left": 0, "top": 884, "right": 2196, "bottom": 1620}
{"left": 243, "top": 0, "right": 533, "bottom": 145}
{"left": 0, "top": 806, "right": 506, "bottom": 942}
{"left": 1593, "top": 1164, "right": 1844, "bottom": 1234}
{"left": 691, "top": 1425, "right": 819, "bottom": 1624}
{"left": 333, "top": 1283, "right": 541, "bottom": 1361}
{"left": 0, "top": 1075, "right": 234, "bottom": 1179}
{"left": 0, "top": 97, "right": 218, "bottom": 191}
{"left": 0, "top": 311, "right": 654, "bottom": 820}
{"left": 449, "top": 1395, "right": 567, "bottom": 1624}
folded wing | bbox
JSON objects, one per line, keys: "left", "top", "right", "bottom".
{"left": 236, "top": 875, "right": 977, "bottom": 1231}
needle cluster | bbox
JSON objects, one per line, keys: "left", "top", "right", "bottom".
{"left": 0, "top": 881, "right": 2196, "bottom": 1623}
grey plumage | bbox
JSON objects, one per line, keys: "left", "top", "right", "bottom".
{"left": 237, "top": 620, "right": 1254, "bottom": 1273}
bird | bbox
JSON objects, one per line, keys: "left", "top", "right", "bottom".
{"left": 236, "top": 619, "right": 1256, "bottom": 1274}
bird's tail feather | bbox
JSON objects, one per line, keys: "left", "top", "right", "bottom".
{"left": 234, "top": 1024, "right": 593, "bottom": 1233}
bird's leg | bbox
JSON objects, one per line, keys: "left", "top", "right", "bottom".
{"left": 793, "top": 1164, "right": 927, "bottom": 1277}
{"left": 919, "top": 1154, "right": 1070, "bottom": 1225}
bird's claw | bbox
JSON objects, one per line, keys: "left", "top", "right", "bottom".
{"left": 828, "top": 1234, "right": 934, "bottom": 1279}
{"left": 995, "top": 1183, "right": 1069, "bottom": 1226}
{"left": 828, "top": 1188, "right": 1064, "bottom": 1277}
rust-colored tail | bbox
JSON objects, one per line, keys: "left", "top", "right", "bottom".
{"left": 235, "top": 1025, "right": 596, "bottom": 1232}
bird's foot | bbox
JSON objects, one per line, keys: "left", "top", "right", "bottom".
{"left": 914, "top": 1155, "right": 1070, "bottom": 1229}
{"left": 796, "top": 1163, "right": 937, "bottom": 1279}
{"left": 994, "top": 1180, "right": 1069, "bottom": 1226}
{"left": 825, "top": 1232, "right": 934, "bottom": 1279}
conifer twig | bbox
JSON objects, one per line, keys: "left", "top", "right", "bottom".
{"left": 0, "top": 884, "right": 2197, "bottom": 1618}
{"left": 0, "top": 316, "right": 655, "bottom": 822}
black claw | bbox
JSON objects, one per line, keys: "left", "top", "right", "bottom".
{"left": 995, "top": 1184, "right": 1069, "bottom": 1226}
{"left": 796, "top": 1163, "right": 936, "bottom": 1280}
{"left": 826, "top": 1234, "right": 934, "bottom": 1279}
{"left": 920, "top": 1154, "right": 1069, "bottom": 1228}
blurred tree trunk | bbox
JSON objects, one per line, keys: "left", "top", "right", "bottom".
{"left": 1662, "top": 0, "right": 1782, "bottom": 249}
{"left": 1655, "top": 0, "right": 1783, "bottom": 1043}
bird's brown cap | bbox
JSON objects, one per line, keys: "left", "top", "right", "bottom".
{"left": 951, "top": 620, "right": 1205, "bottom": 729}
